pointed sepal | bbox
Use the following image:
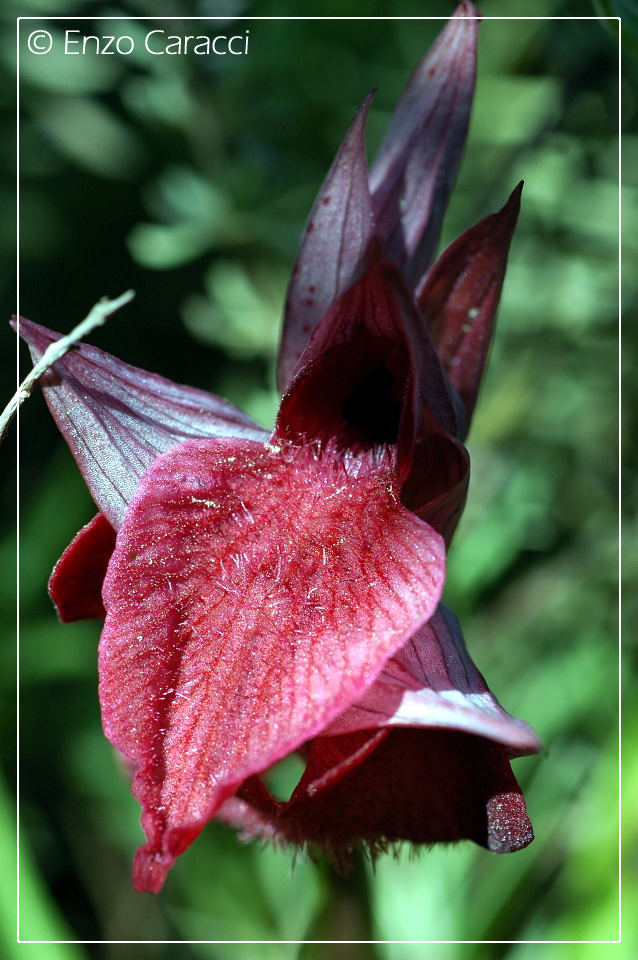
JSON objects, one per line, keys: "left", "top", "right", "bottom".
{"left": 416, "top": 183, "right": 523, "bottom": 428}
{"left": 15, "top": 318, "right": 267, "bottom": 527}
{"left": 277, "top": 96, "right": 375, "bottom": 392}
{"left": 370, "top": 2, "right": 479, "bottom": 287}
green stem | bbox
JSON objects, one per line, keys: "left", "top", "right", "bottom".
{"left": 301, "top": 852, "right": 381, "bottom": 959}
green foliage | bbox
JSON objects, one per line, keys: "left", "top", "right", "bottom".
{"left": 3, "top": 0, "right": 622, "bottom": 951}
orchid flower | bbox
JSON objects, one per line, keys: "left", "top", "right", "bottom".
{"left": 17, "top": 2, "right": 540, "bottom": 894}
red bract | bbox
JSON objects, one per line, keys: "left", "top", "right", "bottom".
{"left": 17, "top": 2, "right": 540, "bottom": 894}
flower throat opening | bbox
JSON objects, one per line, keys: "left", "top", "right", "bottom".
{"left": 276, "top": 332, "right": 408, "bottom": 457}
{"left": 342, "top": 365, "right": 402, "bottom": 445}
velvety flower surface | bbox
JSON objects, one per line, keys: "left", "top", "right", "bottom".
{"left": 17, "top": 2, "right": 540, "bottom": 894}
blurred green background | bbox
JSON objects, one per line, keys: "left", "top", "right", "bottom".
{"left": 1, "top": 0, "right": 627, "bottom": 953}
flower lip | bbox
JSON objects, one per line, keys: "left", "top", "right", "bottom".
{"left": 100, "top": 434, "right": 446, "bottom": 892}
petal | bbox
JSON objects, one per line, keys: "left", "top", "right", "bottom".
{"left": 369, "top": 3, "right": 478, "bottom": 288}
{"left": 277, "top": 256, "right": 457, "bottom": 479}
{"left": 401, "top": 413, "right": 470, "bottom": 544}
{"left": 277, "top": 96, "right": 375, "bottom": 393}
{"left": 99, "top": 436, "right": 445, "bottom": 892}
{"left": 323, "top": 605, "right": 541, "bottom": 757}
{"left": 282, "top": 728, "right": 534, "bottom": 855}
{"left": 15, "top": 318, "right": 267, "bottom": 528}
{"left": 416, "top": 183, "right": 523, "bottom": 428}
{"left": 48, "top": 513, "right": 116, "bottom": 622}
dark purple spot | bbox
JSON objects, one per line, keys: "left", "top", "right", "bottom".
{"left": 307, "top": 222, "right": 315, "bottom": 234}
{"left": 308, "top": 285, "right": 315, "bottom": 293}
{"left": 303, "top": 298, "right": 315, "bottom": 308}
{"left": 428, "top": 67, "right": 436, "bottom": 77}
{"left": 322, "top": 195, "right": 332, "bottom": 206}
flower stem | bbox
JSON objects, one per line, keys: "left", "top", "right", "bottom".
{"left": 301, "top": 852, "right": 381, "bottom": 957}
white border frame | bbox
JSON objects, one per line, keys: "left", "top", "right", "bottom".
{"left": 15, "top": 11, "right": 623, "bottom": 948}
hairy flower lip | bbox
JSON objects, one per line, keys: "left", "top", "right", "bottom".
{"left": 99, "top": 434, "right": 446, "bottom": 892}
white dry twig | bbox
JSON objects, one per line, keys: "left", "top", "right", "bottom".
{"left": 0, "top": 289, "right": 135, "bottom": 444}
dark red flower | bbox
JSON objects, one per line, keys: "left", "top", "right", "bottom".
{"left": 17, "top": 2, "right": 539, "bottom": 893}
